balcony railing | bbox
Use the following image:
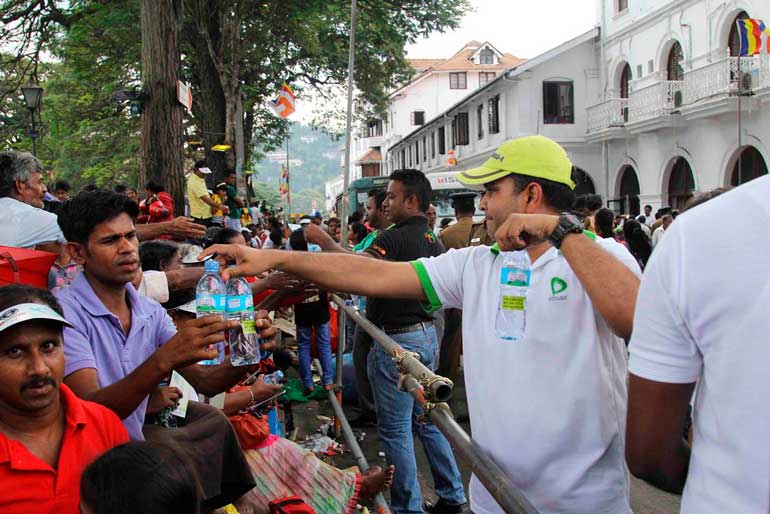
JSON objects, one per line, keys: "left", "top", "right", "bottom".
{"left": 586, "top": 98, "right": 628, "bottom": 133}
{"left": 627, "top": 80, "right": 683, "bottom": 123}
{"left": 684, "top": 56, "right": 762, "bottom": 104}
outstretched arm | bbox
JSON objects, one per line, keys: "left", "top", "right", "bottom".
{"left": 200, "top": 244, "right": 426, "bottom": 301}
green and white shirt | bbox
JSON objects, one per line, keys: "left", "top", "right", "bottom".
{"left": 411, "top": 236, "right": 640, "bottom": 514}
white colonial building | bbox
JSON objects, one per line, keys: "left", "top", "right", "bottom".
{"left": 388, "top": 29, "right": 604, "bottom": 197}
{"left": 387, "top": 0, "right": 770, "bottom": 215}
{"left": 347, "top": 41, "right": 523, "bottom": 181}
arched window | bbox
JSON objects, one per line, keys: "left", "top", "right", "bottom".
{"left": 620, "top": 63, "right": 632, "bottom": 98}
{"left": 572, "top": 167, "right": 596, "bottom": 196}
{"left": 666, "top": 42, "right": 684, "bottom": 81}
{"left": 668, "top": 157, "right": 695, "bottom": 209}
{"left": 731, "top": 146, "right": 768, "bottom": 186}
{"left": 480, "top": 48, "right": 495, "bottom": 65}
{"left": 728, "top": 11, "right": 750, "bottom": 57}
{"left": 619, "top": 165, "right": 640, "bottom": 216}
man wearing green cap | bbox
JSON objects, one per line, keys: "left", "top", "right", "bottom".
{"left": 200, "top": 135, "right": 641, "bottom": 514}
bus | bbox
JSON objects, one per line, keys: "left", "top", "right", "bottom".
{"left": 337, "top": 172, "right": 482, "bottom": 220}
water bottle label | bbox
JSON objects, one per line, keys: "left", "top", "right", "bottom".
{"left": 196, "top": 294, "right": 225, "bottom": 313}
{"left": 501, "top": 295, "right": 526, "bottom": 311}
{"left": 226, "top": 294, "right": 251, "bottom": 312}
{"left": 242, "top": 320, "right": 257, "bottom": 335}
{"left": 500, "top": 267, "right": 530, "bottom": 287}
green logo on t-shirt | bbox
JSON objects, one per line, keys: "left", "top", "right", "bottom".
{"left": 550, "top": 277, "right": 567, "bottom": 296}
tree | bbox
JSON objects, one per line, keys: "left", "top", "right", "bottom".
{"left": 140, "top": 0, "right": 186, "bottom": 214}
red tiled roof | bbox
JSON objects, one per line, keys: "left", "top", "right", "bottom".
{"left": 355, "top": 148, "right": 382, "bottom": 164}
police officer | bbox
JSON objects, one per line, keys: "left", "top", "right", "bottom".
{"left": 436, "top": 192, "right": 476, "bottom": 381}
{"left": 439, "top": 192, "right": 477, "bottom": 250}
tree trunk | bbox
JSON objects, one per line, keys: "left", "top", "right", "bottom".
{"left": 140, "top": 0, "right": 185, "bottom": 216}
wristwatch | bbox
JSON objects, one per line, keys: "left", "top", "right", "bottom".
{"left": 547, "top": 212, "right": 583, "bottom": 249}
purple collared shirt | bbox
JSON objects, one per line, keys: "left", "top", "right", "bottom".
{"left": 55, "top": 272, "right": 177, "bottom": 440}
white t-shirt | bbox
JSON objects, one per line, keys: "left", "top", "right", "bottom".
{"left": 0, "top": 197, "right": 65, "bottom": 248}
{"left": 628, "top": 175, "right": 770, "bottom": 514}
{"left": 136, "top": 270, "right": 169, "bottom": 304}
{"left": 650, "top": 225, "right": 665, "bottom": 247}
{"left": 413, "top": 236, "right": 640, "bottom": 514}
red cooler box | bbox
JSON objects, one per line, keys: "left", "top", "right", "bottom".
{"left": 0, "top": 246, "right": 58, "bottom": 289}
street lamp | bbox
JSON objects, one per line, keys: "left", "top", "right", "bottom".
{"left": 21, "top": 80, "right": 44, "bottom": 156}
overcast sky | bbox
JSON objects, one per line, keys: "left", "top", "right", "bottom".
{"left": 407, "top": 0, "right": 597, "bottom": 60}
{"left": 295, "top": 0, "right": 597, "bottom": 122}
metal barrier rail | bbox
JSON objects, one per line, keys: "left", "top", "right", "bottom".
{"left": 314, "top": 358, "right": 391, "bottom": 514}
{"left": 329, "top": 294, "right": 539, "bottom": 514}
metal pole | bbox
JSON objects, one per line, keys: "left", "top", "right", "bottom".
{"left": 315, "top": 358, "right": 391, "bottom": 514}
{"left": 401, "top": 375, "right": 539, "bottom": 514}
{"left": 340, "top": 0, "right": 357, "bottom": 247}
{"left": 29, "top": 109, "right": 37, "bottom": 156}
{"left": 334, "top": 305, "right": 346, "bottom": 437}
{"left": 331, "top": 294, "right": 453, "bottom": 402}
{"left": 286, "top": 122, "right": 291, "bottom": 221}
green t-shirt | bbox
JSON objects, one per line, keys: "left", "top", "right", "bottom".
{"left": 354, "top": 229, "right": 378, "bottom": 253}
{"left": 224, "top": 184, "right": 241, "bottom": 219}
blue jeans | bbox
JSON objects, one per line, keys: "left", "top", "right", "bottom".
{"left": 296, "top": 322, "right": 333, "bottom": 389}
{"left": 368, "top": 325, "right": 466, "bottom": 514}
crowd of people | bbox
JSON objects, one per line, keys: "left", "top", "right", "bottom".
{"left": 0, "top": 131, "right": 766, "bottom": 514}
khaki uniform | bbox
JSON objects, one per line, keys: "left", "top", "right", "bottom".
{"left": 468, "top": 221, "right": 494, "bottom": 247}
{"left": 439, "top": 217, "right": 474, "bottom": 251}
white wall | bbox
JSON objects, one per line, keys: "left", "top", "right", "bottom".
{"left": 598, "top": 0, "right": 770, "bottom": 212}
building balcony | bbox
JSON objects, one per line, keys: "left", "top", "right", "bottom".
{"left": 586, "top": 98, "right": 628, "bottom": 135}
{"left": 627, "top": 80, "right": 683, "bottom": 125}
{"left": 684, "top": 55, "right": 770, "bottom": 104}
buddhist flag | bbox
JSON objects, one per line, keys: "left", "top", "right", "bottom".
{"left": 736, "top": 18, "right": 767, "bottom": 56}
{"left": 270, "top": 84, "right": 296, "bottom": 118}
{"left": 280, "top": 164, "right": 290, "bottom": 199}
{"left": 447, "top": 149, "right": 457, "bottom": 167}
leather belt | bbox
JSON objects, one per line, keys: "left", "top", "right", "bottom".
{"left": 380, "top": 320, "right": 434, "bottom": 335}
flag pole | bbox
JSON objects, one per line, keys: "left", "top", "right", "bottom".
{"left": 286, "top": 120, "right": 291, "bottom": 224}
{"left": 341, "top": 0, "right": 357, "bottom": 244}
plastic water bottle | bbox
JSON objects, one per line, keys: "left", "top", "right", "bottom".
{"left": 225, "top": 270, "right": 260, "bottom": 367}
{"left": 495, "top": 251, "right": 531, "bottom": 341}
{"left": 262, "top": 370, "right": 284, "bottom": 385}
{"left": 196, "top": 260, "right": 226, "bottom": 365}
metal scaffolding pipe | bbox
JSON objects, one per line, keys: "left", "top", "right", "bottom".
{"left": 400, "top": 375, "right": 539, "bottom": 514}
{"left": 315, "top": 359, "right": 391, "bottom": 514}
{"left": 330, "top": 294, "right": 454, "bottom": 403}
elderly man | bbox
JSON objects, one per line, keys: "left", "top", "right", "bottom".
{"left": 0, "top": 151, "right": 65, "bottom": 252}
{"left": 55, "top": 190, "right": 272, "bottom": 511}
{"left": 0, "top": 284, "right": 128, "bottom": 514}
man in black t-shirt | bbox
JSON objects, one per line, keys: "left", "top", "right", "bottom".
{"left": 362, "top": 169, "right": 465, "bottom": 514}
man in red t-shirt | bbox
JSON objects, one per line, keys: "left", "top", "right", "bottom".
{"left": 0, "top": 285, "right": 128, "bottom": 514}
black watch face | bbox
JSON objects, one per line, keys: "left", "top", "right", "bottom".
{"left": 562, "top": 213, "right": 582, "bottom": 228}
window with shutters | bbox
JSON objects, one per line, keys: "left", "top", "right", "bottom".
{"left": 477, "top": 104, "right": 484, "bottom": 139}
{"left": 431, "top": 132, "right": 436, "bottom": 159}
{"left": 438, "top": 127, "right": 446, "bottom": 155}
{"left": 479, "top": 72, "right": 496, "bottom": 86}
{"left": 450, "top": 72, "right": 467, "bottom": 89}
{"left": 411, "top": 111, "right": 425, "bottom": 126}
{"left": 488, "top": 95, "right": 500, "bottom": 133}
{"left": 414, "top": 142, "right": 420, "bottom": 165}
{"left": 452, "top": 112, "right": 470, "bottom": 146}
{"left": 667, "top": 42, "right": 684, "bottom": 81}
{"left": 422, "top": 137, "right": 427, "bottom": 162}
{"left": 400, "top": 149, "right": 405, "bottom": 168}
{"left": 480, "top": 48, "right": 495, "bottom": 64}
{"left": 542, "top": 82, "right": 573, "bottom": 124}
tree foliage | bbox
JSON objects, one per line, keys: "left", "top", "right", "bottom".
{"left": 0, "top": 0, "right": 469, "bottom": 194}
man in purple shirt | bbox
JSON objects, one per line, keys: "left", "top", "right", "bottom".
{"left": 53, "top": 190, "right": 276, "bottom": 511}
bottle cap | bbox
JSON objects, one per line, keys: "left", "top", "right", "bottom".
{"left": 204, "top": 260, "right": 220, "bottom": 273}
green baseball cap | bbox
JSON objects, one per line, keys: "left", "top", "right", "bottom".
{"left": 457, "top": 135, "right": 575, "bottom": 189}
